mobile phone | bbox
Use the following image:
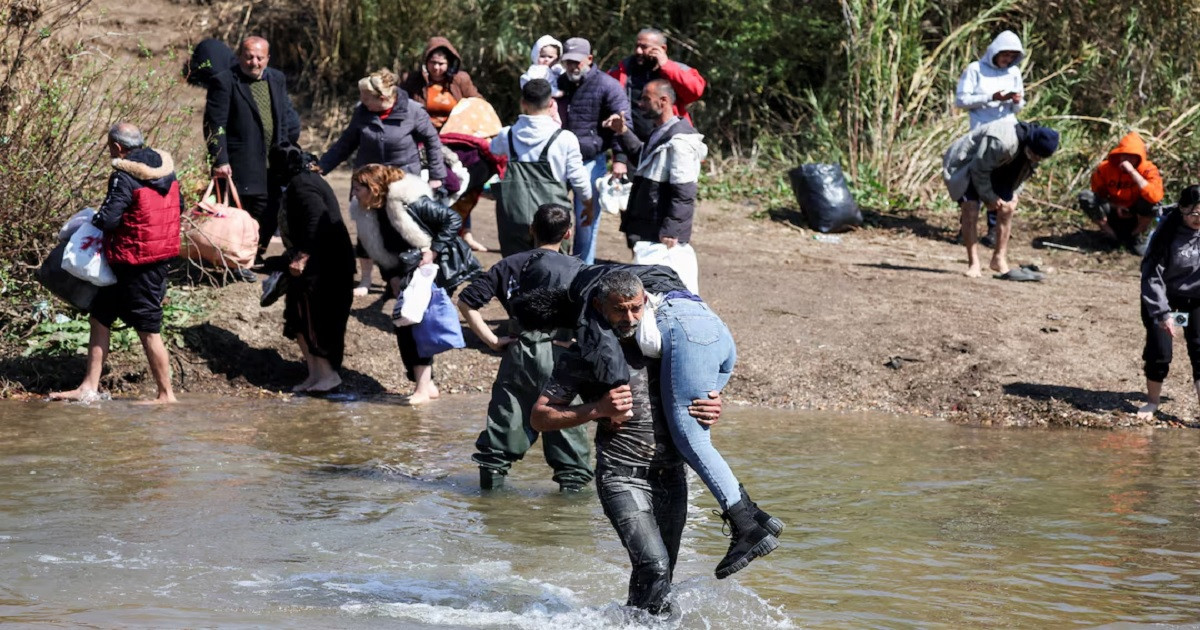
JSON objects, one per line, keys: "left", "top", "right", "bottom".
{"left": 1169, "top": 311, "right": 1190, "bottom": 327}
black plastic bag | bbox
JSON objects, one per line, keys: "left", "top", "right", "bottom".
{"left": 788, "top": 163, "right": 862, "bottom": 233}
{"left": 37, "top": 241, "right": 98, "bottom": 312}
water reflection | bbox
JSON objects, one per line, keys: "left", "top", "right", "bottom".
{"left": 0, "top": 399, "right": 1197, "bottom": 627}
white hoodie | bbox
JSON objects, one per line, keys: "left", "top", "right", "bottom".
{"left": 955, "top": 31, "right": 1026, "bottom": 129}
{"left": 490, "top": 114, "right": 591, "bottom": 201}
{"left": 520, "top": 35, "right": 565, "bottom": 92}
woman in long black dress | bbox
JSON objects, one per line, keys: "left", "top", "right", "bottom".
{"left": 280, "top": 147, "right": 356, "bottom": 392}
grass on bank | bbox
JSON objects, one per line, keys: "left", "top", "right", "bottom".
{"left": 18, "top": 286, "right": 210, "bottom": 358}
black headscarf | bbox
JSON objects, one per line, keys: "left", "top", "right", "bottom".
{"left": 279, "top": 143, "right": 319, "bottom": 176}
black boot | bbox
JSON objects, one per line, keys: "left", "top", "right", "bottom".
{"left": 479, "top": 467, "right": 506, "bottom": 490}
{"left": 740, "top": 484, "right": 784, "bottom": 537}
{"left": 714, "top": 498, "right": 779, "bottom": 579}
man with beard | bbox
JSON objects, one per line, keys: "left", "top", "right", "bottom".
{"left": 604, "top": 79, "right": 707, "bottom": 252}
{"left": 555, "top": 37, "right": 632, "bottom": 264}
{"left": 608, "top": 28, "right": 706, "bottom": 142}
{"left": 529, "top": 270, "right": 725, "bottom": 619}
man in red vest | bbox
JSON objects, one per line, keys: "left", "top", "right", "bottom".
{"left": 51, "top": 123, "right": 183, "bottom": 403}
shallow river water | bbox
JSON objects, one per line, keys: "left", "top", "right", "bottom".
{"left": 2, "top": 395, "right": 1199, "bottom": 629}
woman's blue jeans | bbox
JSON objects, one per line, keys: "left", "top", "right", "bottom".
{"left": 658, "top": 298, "right": 741, "bottom": 510}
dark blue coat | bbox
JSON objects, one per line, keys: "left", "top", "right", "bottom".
{"left": 556, "top": 67, "right": 631, "bottom": 164}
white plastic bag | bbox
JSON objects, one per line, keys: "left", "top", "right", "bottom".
{"left": 62, "top": 209, "right": 116, "bottom": 287}
{"left": 58, "top": 207, "right": 95, "bottom": 242}
{"left": 636, "top": 293, "right": 664, "bottom": 358}
{"left": 392, "top": 263, "right": 438, "bottom": 326}
{"left": 632, "top": 241, "right": 699, "bottom": 295}
{"left": 594, "top": 175, "right": 631, "bottom": 215}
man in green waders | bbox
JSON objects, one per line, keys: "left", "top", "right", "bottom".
{"left": 457, "top": 205, "right": 592, "bottom": 490}
{"left": 489, "top": 79, "right": 594, "bottom": 257}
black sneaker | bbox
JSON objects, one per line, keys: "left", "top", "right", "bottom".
{"left": 558, "top": 481, "right": 589, "bottom": 493}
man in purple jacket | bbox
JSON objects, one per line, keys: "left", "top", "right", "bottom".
{"left": 556, "top": 37, "right": 632, "bottom": 264}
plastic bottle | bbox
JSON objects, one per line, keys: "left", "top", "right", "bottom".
{"left": 812, "top": 234, "right": 842, "bottom": 244}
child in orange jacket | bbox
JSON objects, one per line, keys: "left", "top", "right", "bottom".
{"left": 1079, "top": 131, "right": 1165, "bottom": 254}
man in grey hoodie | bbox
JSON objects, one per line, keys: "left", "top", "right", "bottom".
{"left": 490, "top": 79, "right": 593, "bottom": 256}
{"left": 955, "top": 30, "right": 1027, "bottom": 246}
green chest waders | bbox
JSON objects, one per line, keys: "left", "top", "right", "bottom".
{"left": 494, "top": 129, "right": 571, "bottom": 257}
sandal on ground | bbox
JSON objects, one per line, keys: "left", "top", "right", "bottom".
{"left": 993, "top": 267, "right": 1044, "bottom": 282}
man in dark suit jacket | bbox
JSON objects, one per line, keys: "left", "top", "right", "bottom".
{"left": 203, "top": 36, "right": 301, "bottom": 264}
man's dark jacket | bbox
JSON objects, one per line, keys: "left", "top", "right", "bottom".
{"left": 555, "top": 67, "right": 631, "bottom": 164}
{"left": 203, "top": 66, "right": 301, "bottom": 197}
{"left": 569, "top": 264, "right": 686, "bottom": 387}
{"left": 617, "top": 119, "right": 701, "bottom": 244}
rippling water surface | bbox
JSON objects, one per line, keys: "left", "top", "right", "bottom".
{"left": 1, "top": 396, "right": 1199, "bottom": 628}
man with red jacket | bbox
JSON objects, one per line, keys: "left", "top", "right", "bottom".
{"left": 51, "top": 123, "right": 183, "bottom": 403}
{"left": 608, "top": 28, "right": 706, "bottom": 142}
{"left": 1079, "top": 131, "right": 1165, "bottom": 255}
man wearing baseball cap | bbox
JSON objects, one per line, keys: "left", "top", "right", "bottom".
{"left": 942, "top": 119, "right": 1061, "bottom": 280}
{"left": 556, "top": 37, "right": 633, "bottom": 264}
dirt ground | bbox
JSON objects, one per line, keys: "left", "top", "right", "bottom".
{"left": 8, "top": 0, "right": 1193, "bottom": 429}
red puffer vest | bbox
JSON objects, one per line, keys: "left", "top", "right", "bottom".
{"left": 105, "top": 152, "right": 182, "bottom": 265}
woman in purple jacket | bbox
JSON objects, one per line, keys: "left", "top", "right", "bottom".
{"left": 318, "top": 69, "right": 448, "bottom": 296}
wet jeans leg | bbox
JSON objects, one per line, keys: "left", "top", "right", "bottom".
{"left": 659, "top": 299, "right": 742, "bottom": 510}
{"left": 597, "top": 465, "right": 687, "bottom": 614}
{"left": 572, "top": 155, "right": 607, "bottom": 264}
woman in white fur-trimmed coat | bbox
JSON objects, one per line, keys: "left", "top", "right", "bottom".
{"left": 350, "top": 164, "right": 479, "bottom": 403}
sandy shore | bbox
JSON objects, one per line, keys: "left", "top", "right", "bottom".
{"left": 6, "top": 0, "right": 1190, "bottom": 429}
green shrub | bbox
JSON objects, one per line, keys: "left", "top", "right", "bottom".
{"left": 21, "top": 287, "right": 208, "bottom": 357}
{"left": 0, "top": 0, "right": 205, "bottom": 335}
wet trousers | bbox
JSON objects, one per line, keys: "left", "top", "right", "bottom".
{"left": 472, "top": 327, "right": 593, "bottom": 486}
{"left": 597, "top": 462, "right": 687, "bottom": 615}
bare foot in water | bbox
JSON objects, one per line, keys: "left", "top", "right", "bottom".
{"left": 49, "top": 388, "right": 99, "bottom": 402}
{"left": 293, "top": 375, "right": 318, "bottom": 393}
{"left": 406, "top": 388, "right": 440, "bottom": 405}
{"left": 134, "top": 393, "right": 178, "bottom": 405}
{"left": 307, "top": 373, "right": 342, "bottom": 394}
{"left": 1135, "top": 402, "right": 1158, "bottom": 420}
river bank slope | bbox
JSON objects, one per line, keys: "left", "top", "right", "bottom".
{"left": 3, "top": 0, "right": 1179, "bottom": 429}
